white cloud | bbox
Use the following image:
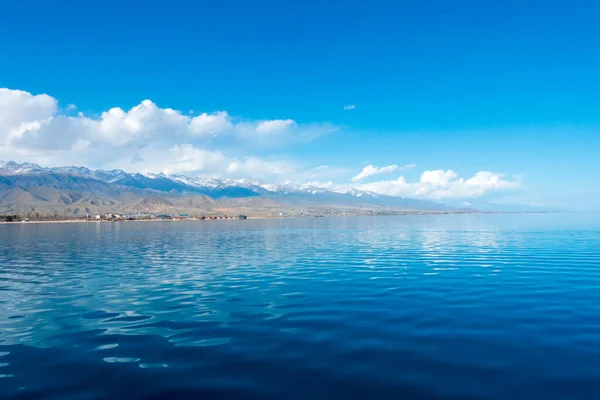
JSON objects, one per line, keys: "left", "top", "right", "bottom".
{"left": 160, "top": 144, "right": 228, "bottom": 175}
{"left": 351, "top": 164, "right": 399, "bottom": 182}
{"left": 94, "top": 100, "right": 191, "bottom": 146}
{"left": 1, "top": 88, "right": 334, "bottom": 150}
{"left": 303, "top": 168, "right": 519, "bottom": 200}
{"left": 255, "top": 119, "right": 296, "bottom": 134}
{"left": 96, "top": 144, "right": 296, "bottom": 182}
{"left": 351, "top": 163, "right": 415, "bottom": 182}
{"left": 399, "top": 163, "right": 416, "bottom": 171}
{"left": 140, "top": 146, "right": 292, "bottom": 180}
{"left": 0, "top": 88, "right": 57, "bottom": 143}
{"left": 302, "top": 180, "right": 337, "bottom": 189}
{"left": 236, "top": 120, "right": 337, "bottom": 145}
{"left": 352, "top": 175, "right": 410, "bottom": 194}
{"left": 419, "top": 169, "right": 457, "bottom": 186}
{"left": 189, "top": 111, "right": 233, "bottom": 137}
{"left": 226, "top": 157, "right": 293, "bottom": 177}
{"left": 354, "top": 170, "right": 520, "bottom": 199}
{"left": 0, "top": 88, "right": 522, "bottom": 201}
{"left": 344, "top": 105, "right": 356, "bottom": 110}
{"left": 0, "top": 88, "right": 336, "bottom": 180}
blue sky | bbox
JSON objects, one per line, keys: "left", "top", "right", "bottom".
{"left": 1, "top": 0, "right": 599, "bottom": 209}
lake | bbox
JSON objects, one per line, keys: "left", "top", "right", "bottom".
{"left": 1, "top": 214, "right": 599, "bottom": 399}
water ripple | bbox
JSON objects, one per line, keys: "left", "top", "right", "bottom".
{"left": 1, "top": 214, "right": 600, "bottom": 399}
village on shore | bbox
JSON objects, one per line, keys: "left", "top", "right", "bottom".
{"left": 0, "top": 208, "right": 485, "bottom": 224}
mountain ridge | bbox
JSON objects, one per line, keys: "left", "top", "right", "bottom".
{"left": 0, "top": 160, "right": 457, "bottom": 217}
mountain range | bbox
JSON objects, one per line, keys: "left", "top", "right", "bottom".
{"left": 0, "top": 160, "right": 456, "bottom": 217}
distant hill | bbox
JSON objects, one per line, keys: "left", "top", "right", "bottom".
{"left": 0, "top": 161, "right": 454, "bottom": 217}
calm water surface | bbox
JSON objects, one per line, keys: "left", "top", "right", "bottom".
{"left": 1, "top": 214, "right": 600, "bottom": 399}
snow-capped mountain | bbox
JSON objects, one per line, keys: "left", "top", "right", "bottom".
{"left": 1, "top": 161, "right": 130, "bottom": 183}
{"left": 0, "top": 161, "right": 47, "bottom": 174}
{"left": 0, "top": 160, "right": 449, "bottom": 210}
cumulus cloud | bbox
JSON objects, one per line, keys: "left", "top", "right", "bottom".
{"left": 86, "top": 143, "right": 297, "bottom": 182}
{"left": 344, "top": 105, "right": 356, "bottom": 110}
{"left": 189, "top": 111, "right": 233, "bottom": 137}
{"left": 0, "top": 88, "right": 57, "bottom": 143}
{"left": 353, "top": 170, "right": 520, "bottom": 199}
{"left": 303, "top": 168, "right": 519, "bottom": 199}
{"left": 1, "top": 88, "right": 333, "bottom": 148}
{"left": 351, "top": 164, "right": 399, "bottom": 182}
{"left": 0, "top": 87, "right": 336, "bottom": 180}
{"left": 419, "top": 169, "right": 457, "bottom": 187}
{"left": 0, "top": 88, "right": 522, "bottom": 200}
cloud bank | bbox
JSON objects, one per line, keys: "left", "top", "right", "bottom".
{"left": 0, "top": 88, "right": 334, "bottom": 181}
{"left": 0, "top": 88, "right": 521, "bottom": 200}
{"left": 352, "top": 170, "right": 520, "bottom": 199}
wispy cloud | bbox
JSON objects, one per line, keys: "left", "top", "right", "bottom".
{"left": 399, "top": 163, "right": 416, "bottom": 171}
{"left": 343, "top": 104, "right": 356, "bottom": 110}
{"left": 351, "top": 164, "right": 398, "bottom": 182}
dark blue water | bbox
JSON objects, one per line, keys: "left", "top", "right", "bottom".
{"left": 1, "top": 214, "right": 599, "bottom": 399}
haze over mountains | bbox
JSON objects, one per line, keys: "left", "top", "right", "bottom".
{"left": 0, "top": 161, "right": 457, "bottom": 217}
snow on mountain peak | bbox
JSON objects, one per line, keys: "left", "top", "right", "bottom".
{"left": 0, "top": 161, "right": 447, "bottom": 211}
{"left": 0, "top": 161, "right": 45, "bottom": 174}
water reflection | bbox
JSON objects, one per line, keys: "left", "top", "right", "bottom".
{"left": 1, "top": 214, "right": 600, "bottom": 399}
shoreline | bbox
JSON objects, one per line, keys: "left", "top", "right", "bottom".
{"left": 0, "top": 211, "right": 564, "bottom": 225}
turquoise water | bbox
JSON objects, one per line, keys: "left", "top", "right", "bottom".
{"left": 1, "top": 214, "right": 599, "bottom": 399}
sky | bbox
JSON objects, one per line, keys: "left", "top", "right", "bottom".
{"left": 1, "top": 0, "right": 599, "bottom": 210}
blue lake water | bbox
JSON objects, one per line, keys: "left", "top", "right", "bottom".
{"left": 1, "top": 214, "right": 599, "bottom": 399}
